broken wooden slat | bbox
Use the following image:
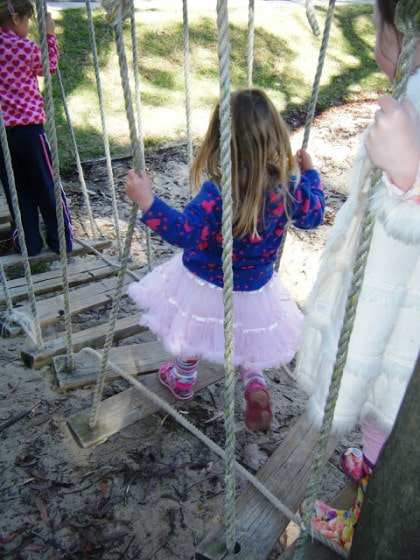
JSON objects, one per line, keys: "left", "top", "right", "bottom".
{"left": 20, "top": 314, "right": 144, "bottom": 368}
{"left": 53, "top": 340, "right": 172, "bottom": 389}
{"left": 195, "top": 410, "right": 340, "bottom": 560}
{"left": 67, "top": 360, "right": 225, "bottom": 448}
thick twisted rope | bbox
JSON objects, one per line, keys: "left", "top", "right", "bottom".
{"left": 38, "top": 0, "right": 74, "bottom": 364}
{"left": 302, "top": 0, "right": 336, "bottom": 150}
{"left": 295, "top": 2, "right": 419, "bottom": 558}
{"left": 246, "top": 0, "right": 255, "bottom": 88}
{"left": 216, "top": 0, "right": 237, "bottom": 553}
{"left": 0, "top": 107, "right": 43, "bottom": 346}
{"left": 182, "top": 0, "right": 194, "bottom": 177}
{"left": 128, "top": 2, "right": 153, "bottom": 271}
{"left": 55, "top": 66, "right": 99, "bottom": 239}
{"left": 276, "top": 0, "right": 336, "bottom": 273}
{"left": 305, "top": 0, "right": 320, "bottom": 37}
{"left": 89, "top": 0, "right": 144, "bottom": 428}
{"left": 85, "top": 0, "right": 123, "bottom": 255}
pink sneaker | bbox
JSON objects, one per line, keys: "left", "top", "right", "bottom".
{"left": 158, "top": 362, "right": 194, "bottom": 402}
{"left": 340, "top": 448, "right": 363, "bottom": 483}
{"left": 244, "top": 381, "right": 273, "bottom": 431}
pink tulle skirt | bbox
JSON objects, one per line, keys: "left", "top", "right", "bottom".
{"left": 127, "top": 253, "right": 303, "bottom": 371}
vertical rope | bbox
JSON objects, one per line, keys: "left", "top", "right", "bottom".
{"left": 129, "top": 2, "right": 152, "bottom": 270}
{"left": 0, "top": 107, "right": 43, "bottom": 347}
{"left": 89, "top": 0, "right": 144, "bottom": 428}
{"left": 216, "top": 0, "right": 236, "bottom": 554}
{"left": 275, "top": 0, "right": 336, "bottom": 274}
{"left": 246, "top": 0, "right": 255, "bottom": 88}
{"left": 55, "top": 66, "right": 99, "bottom": 239}
{"left": 182, "top": 0, "right": 194, "bottom": 179}
{"left": 38, "top": 0, "right": 73, "bottom": 365}
{"left": 85, "top": 0, "right": 123, "bottom": 256}
{"left": 305, "top": 0, "right": 321, "bottom": 37}
{"left": 294, "top": 3, "right": 418, "bottom": 557}
{"left": 302, "top": 0, "right": 336, "bottom": 150}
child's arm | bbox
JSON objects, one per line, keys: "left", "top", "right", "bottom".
{"left": 46, "top": 12, "right": 55, "bottom": 35}
{"left": 291, "top": 148, "right": 325, "bottom": 230}
{"left": 125, "top": 170, "right": 154, "bottom": 212}
{"left": 365, "top": 96, "right": 420, "bottom": 195}
{"left": 33, "top": 12, "right": 58, "bottom": 76}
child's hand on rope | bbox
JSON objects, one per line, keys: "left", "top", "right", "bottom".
{"left": 125, "top": 170, "right": 154, "bottom": 212}
{"left": 295, "top": 148, "right": 313, "bottom": 172}
{"left": 46, "top": 13, "right": 55, "bottom": 35}
{"left": 365, "top": 96, "right": 420, "bottom": 192}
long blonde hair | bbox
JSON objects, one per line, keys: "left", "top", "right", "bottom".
{"left": 189, "top": 88, "right": 297, "bottom": 238}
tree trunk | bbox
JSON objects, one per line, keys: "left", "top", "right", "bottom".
{"left": 351, "top": 351, "right": 420, "bottom": 559}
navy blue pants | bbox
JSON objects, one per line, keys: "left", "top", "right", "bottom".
{"left": 0, "top": 124, "right": 73, "bottom": 256}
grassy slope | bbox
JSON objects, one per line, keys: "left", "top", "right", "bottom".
{"left": 42, "top": 2, "right": 389, "bottom": 170}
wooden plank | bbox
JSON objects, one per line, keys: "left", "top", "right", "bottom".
{"left": 195, "top": 411, "right": 340, "bottom": 560}
{"left": 0, "top": 237, "right": 112, "bottom": 272}
{"left": 0, "top": 199, "right": 11, "bottom": 224}
{"left": 0, "top": 258, "right": 140, "bottom": 306}
{"left": 53, "top": 340, "right": 173, "bottom": 389}
{"left": 66, "top": 360, "right": 225, "bottom": 448}
{"left": 20, "top": 314, "right": 144, "bottom": 368}
{"left": 11, "top": 272, "right": 137, "bottom": 328}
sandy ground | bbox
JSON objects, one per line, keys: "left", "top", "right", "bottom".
{"left": 0, "top": 100, "right": 377, "bottom": 559}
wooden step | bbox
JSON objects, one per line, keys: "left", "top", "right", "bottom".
{"left": 66, "top": 356, "right": 225, "bottom": 448}
{"left": 0, "top": 257, "right": 140, "bottom": 306}
{"left": 0, "top": 198, "right": 11, "bottom": 224}
{"left": 195, "top": 410, "right": 340, "bottom": 560}
{"left": 9, "top": 270, "right": 137, "bottom": 328}
{"left": 21, "top": 314, "right": 144, "bottom": 368}
{"left": 0, "top": 237, "right": 112, "bottom": 272}
{"left": 53, "top": 340, "right": 172, "bottom": 389}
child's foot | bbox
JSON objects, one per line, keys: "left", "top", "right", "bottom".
{"left": 340, "top": 447, "right": 363, "bottom": 483}
{"left": 244, "top": 380, "right": 272, "bottom": 431}
{"left": 158, "top": 362, "right": 194, "bottom": 401}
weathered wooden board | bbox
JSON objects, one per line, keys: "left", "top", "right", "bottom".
{"left": 195, "top": 411, "right": 340, "bottom": 560}
{"left": 0, "top": 199, "right": 11, "bottom": 224}
{"left": 9, "top": 273, "right": 136, "bottom": 329}
{"left": 53, "top": 340, "right": 172, "bottom": 389}
{"left": 0, "top": 237, "right": 112, "bottom": 272}
{"left": 21, "top": 314, "right": 144, "bottom": 368}
{"left": 67, "top": 359, "right": 225, "bottom": 448}
{"left": 0, "top": 258, "right": 140, "bottom": 306}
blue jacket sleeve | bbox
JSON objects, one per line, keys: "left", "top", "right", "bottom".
{"left": 140, "top": 181, "right": 222, "bottom": 248}
{"left": 290, "top": 169, "right": 325, "bottom": 230}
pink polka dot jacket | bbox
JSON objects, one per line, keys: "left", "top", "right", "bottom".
{"left": 0, "top": 29, "right": 58, "bottom": 127}
{"left": 141, "top": 169, "right": 325, "bottom": 291}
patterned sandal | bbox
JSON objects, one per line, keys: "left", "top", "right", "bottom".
{"left": 340, "top": 448, "right": 363, "bottom": 483}
{"left": 158, "top": 362, "right": 194, "bottom": 402}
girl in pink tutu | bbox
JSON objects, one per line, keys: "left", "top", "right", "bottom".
{"left": 126, "top": 88, "right": 324, "bottom": 431}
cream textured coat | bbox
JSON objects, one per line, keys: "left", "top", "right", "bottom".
{"left": 295, "top": 69, "right": 420, "bottom": 435}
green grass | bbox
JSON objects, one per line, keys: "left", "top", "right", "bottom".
{"left": 38, "top": 2, "right": 389, "bottom": 171}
